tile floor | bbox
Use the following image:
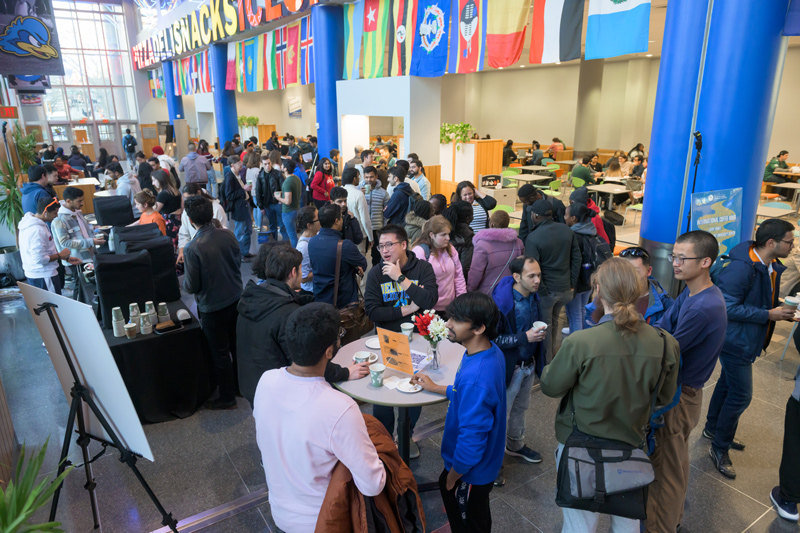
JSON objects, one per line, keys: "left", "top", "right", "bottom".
{"left": 1, "top": 226, "right": 799, "bottom": 532}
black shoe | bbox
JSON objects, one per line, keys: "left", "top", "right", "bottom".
{"left": 493, "top": 465, "right": 505, "bottom": 487}
{"left": 204, "top": 398, "right": 237, "bottom": 410}
{"left": 709, "top": 446, "right": 736, "bottom": 479}
{"left": 702, "top": 428, "right": 745, "bottom": 451}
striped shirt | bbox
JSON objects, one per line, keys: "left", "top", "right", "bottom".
{"left": 470, "top": 202, "right": 487, "bottom": 233}
{"left": 365, "top": 184, "right": 389, "bottom": 231}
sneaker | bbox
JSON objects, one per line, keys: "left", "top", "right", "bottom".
{"left": 702, "top": 428, "right": 745, "bottom": 451}
{"left": 409, "top": 439, "right": 420, "bottom": 459}
{"left": 709, "top": 446, "right": 736, "bottom": 479}
{"left": 770, "top": 486, "right": 799, "bottom": 521}
{"left": 493, "top": 465, "right": 506, "bottom": 487}
{"left": 505, "top": 445, "right": 542, "bottom": 463}
{"left": 204, "top": 398, "right": 237, "bottom": 410}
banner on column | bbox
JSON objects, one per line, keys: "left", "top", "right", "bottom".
{"left": 0, "top": 0, "right": 64, "bottom": 75}
{"left": 149, "top": 68, "right": 165, "bottom": 98}
{"left": 690, "top": 187, "right": 743, "bottom": 255}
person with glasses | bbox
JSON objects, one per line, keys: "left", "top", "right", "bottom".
{"left": 704, "top": 219, "right": 797, "bottom": 480}
{"left": 364, "top": 224, "right": 438, "bottom": 457}
{"left": 645, "top": 231, "right": 728, "bottom": 533}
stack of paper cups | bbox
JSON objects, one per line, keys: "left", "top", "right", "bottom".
{"left": 129, "top": 303, "right": 141, "bottom": 327}
{"left": 112, "top": 307, "right": 125, "bottom": 337}
{"left": 140, "top": 313, "right": 153, "bottom": 335}
{"left": 157, "top": 302, "right": 170, "bottom": 323}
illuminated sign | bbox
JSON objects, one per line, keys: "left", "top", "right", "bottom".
{"left": 132, "top": 0, "right": 323, "bottom": 70}
{"left": 0, "top": 106, "right": 18, "bottom": 119}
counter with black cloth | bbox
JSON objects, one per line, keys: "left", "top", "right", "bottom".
{"left": 102, "top": 301, "right": 214, "bottom": 423}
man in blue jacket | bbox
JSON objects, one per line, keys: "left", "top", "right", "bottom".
{"left": 491, "top": 256, "right": 547, "bottom": 486}
{"left": 21, "top": 165, "right": 56, "bottom": 214}
{"left": 384, "top": 166, "right": 414, "bottom": 225}
{"left": 704, "top": 219, "right": 796, "bottom": 479}
{"left": 308, "top": 203, "right": 367, "bottom": 309}
{"left": 412, "top": 293, "right": 506, "bottom": 532}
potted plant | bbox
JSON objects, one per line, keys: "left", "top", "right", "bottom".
{"left": 439, "top": 122, "right": 473, "bottom": 151}
{"left": 0, "top": 160, "right": 24, "bottom": 280}
{"left": 11, "top": 123, "right": 37, "bottom": 172}
{"left": 237, "top": 116, "right": 259, "bottom": 141}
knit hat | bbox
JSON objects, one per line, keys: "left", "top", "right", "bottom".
{"left": 531, "top": 199, "right": 554, "bottom": 217}
{"left": 569, "top": 186, "right": 589, "bottom": 206}
{"left": 412, "top": 199, "right": 432, "bottom": 220}
{"left": 152, "top": 146, "right": 165, "bottom": 156}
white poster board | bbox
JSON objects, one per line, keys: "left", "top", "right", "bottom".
{"left": 18, "top": 283, "right": 154, "bottom": 462}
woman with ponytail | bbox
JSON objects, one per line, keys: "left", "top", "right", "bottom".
{"left": 540, "top": 257, "right": 680, "bottom": 532}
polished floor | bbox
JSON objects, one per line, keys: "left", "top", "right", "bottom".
{"left": 1, "top": 226, "right": 799, "bottom": 532}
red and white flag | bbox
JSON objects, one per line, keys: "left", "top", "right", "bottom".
{"left": 529, "top": 0, "right": 584, "bottom": 64}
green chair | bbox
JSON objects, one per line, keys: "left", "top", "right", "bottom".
{"left": 491, "top": 204, "right": 514, "bottom": 214}
{"left": 624, "top": 204, "right": 644, "bottom": 226}
{"left": 545, "top": 163, "right": 560, "bottom": 171}
{"left": 572, "top": 177, "right": 586, "bottom": 189}
{"left": 501, "top": 169, "right": 521, "bottom": 176}
{"left": 543, "top": 180, "right": 561, "bottom": 197}
{"left": 541, "top": 158, "right": 555, "bottom": 165}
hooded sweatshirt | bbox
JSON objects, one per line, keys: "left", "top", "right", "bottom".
{"left": 468, "top": 228, "right": 524, "bottom": 294}
{"left": 18, "top": 212, "right": 58, "bottom": 279}
{"left": 179, "top": 151, "right": 211, "bottom": 184}
{"left": 570, "top": 218, "right": 598, "bottom": 294}
{"left": 21, "top": 182, "right": 52, "bottom": 215}
{"left": 384, "top": 182, "right": 413, "bottom": 225}
{"left": 404, "top": 212, "right": 427, "bottom": 246}
{"left": 52, "top": 204, "right": 94, "bottom": 265}
{"left": 412, "top": 245, "right": 466, "bottom": 312}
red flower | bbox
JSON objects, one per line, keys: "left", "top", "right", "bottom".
{"left": 413, "top": 313, "right": 432, "bottom": 337}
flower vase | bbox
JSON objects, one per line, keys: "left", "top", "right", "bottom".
{"left": 428, "top": 342, "right": 440, "bottom": 370}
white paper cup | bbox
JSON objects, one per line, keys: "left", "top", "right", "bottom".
{"left": 533, "top": 321, "right": 548, "bottom": 331}
{"left": 369, "top": 364, "right": 385, "bottom": 387}
{"left": 354, "top": 351, "right": 372, "bottom": 364}
{"left": 783, "top": 296, "right": 799, "bottom": 310}
{"left": 401, "top": 322, "right": 414, "bottom": 341}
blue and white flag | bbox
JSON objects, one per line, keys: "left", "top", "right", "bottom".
{"left": 409, "top": 0, "right": 451, "bottom": 77}
{"left": 585, "top": 0, "right": 651, "bottom": 60}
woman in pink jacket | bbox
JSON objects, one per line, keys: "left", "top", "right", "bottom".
{"left": 468, "top": 210, "right": 524, "bottom": 294}
{"left": 411, "top": 215, "right": 466, "bottom": 314}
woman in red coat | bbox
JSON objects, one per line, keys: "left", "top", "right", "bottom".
{"left": 310, "top": 157, "right": 335, "bottom": 209}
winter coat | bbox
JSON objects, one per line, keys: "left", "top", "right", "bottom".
{"left": 21, "top": 182, "right": 52, "bottom": 215}
{"left": 570, "top": 218, "right": 598, "bottom": 293}
{"left": 452, "top": 223, "right": 475, "bottom": 283}
{"left": 18, "top": 213, "right": 58, "bottom": 279}
{"left": 179, "top": 152, "right": 212, "bottom": 184}
{"left": 51, "top": 205, "right": 94, "bottom": 265}
{"left": 468, "top": 228, "right": 524, "bottom": 294}
{"left": 404, "top": 212, "right": 427, "bottom": 246}
{"left": 384, "top": 182, "right": 413, "bottom": 225}
{"left": 493, "top": 275, "right": 546, "bottom": 384}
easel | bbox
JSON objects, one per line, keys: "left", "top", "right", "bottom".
{"left": 34, "top": 302, "right": 179, "bottom": 532}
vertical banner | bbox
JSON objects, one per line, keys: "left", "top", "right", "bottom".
{"left": 285, "top": 20, "right": 301, "bottom": 87}
{"left": 387, "top": 0, "right": 416, "bottom": 76}
{"left": 225, "top": 41, "right": 236, "bottom": 90}
{"left": 690, "top": 187, "right": 743, "bottom": 255}
{"left": 265, "top": 30, "right": 279, "bottom": 90}
{"left": 448, "top": 0, "right": 487, "bottom": 74}
{"left": 300, "top": 15, "right": 314, "bottom": 84}
{"left": 409, "top": 0, "right": 450, "bottom": 77}
{"left": 275, "top": 26, "right": 288, "bottom": 88}
{"left": 585, "top": 0, "right": 651, "bottom": 60}
{"left": 0, "top": 0, "right": 64, "bottom": 75}
{"left": 362, "top": 0, "right": 390, "bottom": 78}
{"left": 343, "top": 0, "right": 365, "bottom": 79}
{"left": 149, "top": 68, "right": 165, "bottom": 98}
{"left": 529, "top": 0, "right": 584, "bottom": 65}
{"left": 244, "top": 37, "right": 257, "bottom": 91}
{"left": 485, "top": 0, "right": 530, "bottom": 68}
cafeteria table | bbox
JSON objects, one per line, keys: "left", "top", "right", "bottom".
{"left": 766, "top": 182, "right": 800, "bottom": 211}
{"left": 756, "top": 204, "right": 793, "bottom": 219}
{"left": 587, "top": 183, "right": 630, "bottom": 209}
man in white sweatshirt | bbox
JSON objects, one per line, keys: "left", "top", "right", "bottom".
{"left": 19, "top": 197, "right": 81, "bottom": 294}
{"left": 341, "top": 167, "right": 373, "bottom": 252}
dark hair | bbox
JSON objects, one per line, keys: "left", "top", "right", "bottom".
{"left": 309, "top": 136, "right": 317, "bottom": 144}
{"left": 148, "top": 156, "right": 160, "bottom": 165}
{"left": 280, "top": 145, "right": 289, "bottom": 156}
{"left": 43, "top": 163, "right": 57, "bottom": 175}
{"left": 412, "top": 199, "right": 432, "bottom": 220}
{"left": 509, "top": 255, "right": 537, "bottom": 276}
{"left": 633, "top": 155, "right": 643, "bottom": 164}
{"left": 330, "top": 186, "right": 348, "bottom": 200}
{"left": 265, "top": 244, "right": 303, "bottom": 281}
{"left": 778, "top": 150, "right": 789, "bottom": 158}
{"left": 62, "top": 186, "right": 84, "bottom": 201}
{"left": 152, "top": 170, "right": 171, "bottom": 192}
{"left": 106, "top": 162, "right": 124, "bottom": 175}
{"left": 318, "top": 157, "right": 333, "bottom": 175}
{"left": 37, "top": 197, "right": 58, "bottom": 214}
{"left": 388, "top": 166, "right": 406, "bottom": 182}
{"left": 341, "top": 167, "right": 359, "bottom": 186}
{"left": 445, "top": 292, "right": 501, "bottom": 340}
{"left": 755, "top": 219, "right": 795, "bottom": 248}
{"left": 455, "top": 181, "right": 476, "bottom": 200}
{"left": 285, "top": 303, "right": 340, "bottom": 366}
{"left": 532, "top": 141, "right": 540, "bottom": 149}
{"left": 318, "top": 203, "right": 341, "bottom": 228}
{"left": 410, "top": 159, "right": 423, "bottom": 171}
{"left": 283, "top": 159, "right": 296, "bottom": 174}
{"left": 181, "top": 182, "right": 213, "bottom": 199}
{"left": 407, "top": 153, "right": 418, "bottom": 161}
{"left": 329, "top": 149, "right": 340, "bottom": 159}
{"left": 360, "top": 149, "right": 373, "bottom": 161}
{"left": 395, "top": 160, "right": 410, "bottom": 174}
{"left": 135, "top": 151, "right": 146, "bottom": 159}
{"left": 28, "top": 165, "right": 46, "bottom": 182}
{"left": 619, "top": 247, "right": 652, "bottom": 268}
{"left": 184, "top": 195, "right": 213, "bottom": 226}
{"left": 296, "top": 205, "right": 318, "bottom": 233}
{"left": 518, "top": 184, "right": 536, "bottom": 199}
{"left": 125, "top": 128, "right": 131, "bottom": 134}
{"left": 566, "top": 203, "right": 593, "bottom": 222}
{"left": 430, "top": 194, "right": 447, "bottom": 213}
{"left": 252, "top": 241, "right": 286, "bottom": 280}
{"left": 379, "top": 224, "right": 408, "bottom": 244}
{"left": 581, "top": 155, "right": 592, "bottom": 165}
{"left": 363, "top": 165, "right": 377, "bottom": 176}
{"left": 227, "top": 155, "right": 240, "bottom": 167}
{"left": 506, "top": 140, "right": 513, "bottom": 147}
{"left": 134, "top": 189, "right": 156, "bottom": 207}
{"left": 675, "top": 230, "right": 719, "bottom": 264}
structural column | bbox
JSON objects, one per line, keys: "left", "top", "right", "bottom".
{"left": 161, "top": 61, "right": 185, "bottom": 124}
{"left": 641, "top": 0, "right": 789, "bottom": 287}
{"left": 312, "top": 4, "right": 344, "bottom": 162}
{"left": 573, "top": 59, "right": 604, "bottom": 159}
{"left": 208, "top": 43, "right": 239, "bottom": 148}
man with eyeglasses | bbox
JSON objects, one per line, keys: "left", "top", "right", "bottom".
{"left": 364, "top": 224, "right": 438, "bottom": 457}
{"left": 704, "top": 219, "right": 797, "bottom": 480}
{"left": 645, "top": 231, "right": 728, "bottom": 533}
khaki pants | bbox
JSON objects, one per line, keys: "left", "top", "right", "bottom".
{"left": 645, "top": 385, "right": 703, "bottom": 533}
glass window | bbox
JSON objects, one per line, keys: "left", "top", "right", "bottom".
{"left": 62, "top": 53, "right": 85, "bottom": 85}
{"left": 84, "top": 52, "right": 110, "bottom": 85}
{"left": 53, "top": 1, "right": 73, "bottom": 8}
{"left": 54, "top": 13, "right": 80, "bottom": 48}
{"left": 72, "top": 125, "right": 93, "bottom": 144}
{"left": 51, "top": 125, "right": 70, "bottom": 142}
{"left": 113, "top": 87, "right": 137, "bottom": 120}
{"left": 107, "top": 52, "right": 131, "bottom": 86}
{"left": 102, "top": 14, "right": 125, "bottom": 50}
{"left": 98, "top": 124, "right": 115, "bottom": 141}
{"left": 44, "top": 88, "right": 68, "bottom": 120}
{"left": 90, "top": 87, "right": 115, "bottom": 120}
{"left": 77, "top": 12, "right": 101, "bottom": 49}
{"left": 65, "top": 87, "right": 92, "bottom": 120}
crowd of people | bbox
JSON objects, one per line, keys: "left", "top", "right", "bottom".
{"left": 18, "top": 132, "right": 800, "bottom": 532}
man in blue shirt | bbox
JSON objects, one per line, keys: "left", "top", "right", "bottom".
{"left": 21, "top": 165, "right": 56, "bottom": 214}
{"left": 412, "top": 293, "right": 506, "bottom": 532}
{"left": 645, "top": 231, "right": 728, "bottom": 533}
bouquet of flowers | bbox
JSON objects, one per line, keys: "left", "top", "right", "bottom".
{"left": 413, "top": 310, "right": 447, "bottom": 349}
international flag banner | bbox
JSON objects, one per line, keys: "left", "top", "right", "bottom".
{"left": 199, "top": 50, "right": 211, "bottom": 92}
{"left": 485, "top": 0, "right": 530, "bottom": 68}
{"left": 265, "top": 30, "right": 279, "bottom": 90}
{"left": 255, "top": 34, "right": 265, "bottom": 90}
{"left": 448, "top": 0, "right": 487, "bottom": 74}
{"left": 409, "top": 0, "right": 451, "bottom": 77}
{"left": 585, "top": 0, "right": 650, "bottom": 60}
{"left": 529, "top": 0, "right": 584, "bottom": 64}
{"left": 363, "top": 0, "right": 390, "bottom": 78}
{"left": 171, "top": 61, "right": 180, "bottom": 96}
{"left": 285, "top": 21, "right": 301, "bottom": 87}
{"left": 276, "top": 26, "right": 288, "bottom": 89}
{"left": 300, "top": 15, "right": 314, "bottom": 84}
{"left": 225, "top": 42, "right": 236, "bottom": 91}
{"left": 281, "top": 0, "right": 311, "bottom": 17}
{"left": 387, "top": 0, "right": 416, "bottom": 76}
{"left": 237, "top": 41, "right": 246, "bottom": 92}
{"left": 244, "top": 37, "right": 258, "bottom": 91}
{"left": 343, "top": 0, "right": 365, "bottom": 79}
{"left": 186, "top": 55, "right": 196, "bottom": 94}
{"left": 148, "top": 68, "right": 164, "bottom": 99}
{"left": 785, "top": 0, "right": 800, "bottom": 36}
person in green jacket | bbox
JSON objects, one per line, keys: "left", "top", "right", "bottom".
{"left": 764, "top": 150, "right": 790, "bottom": 183}
{"left": 571, "top": 155, "right": 602, "bottom": 186}
{"left": 540, "top": 257, "right": 680, "bottom": 533}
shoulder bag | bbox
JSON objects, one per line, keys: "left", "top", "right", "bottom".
{"left": 334, "top": 240, "right": 374, "bottom": 345}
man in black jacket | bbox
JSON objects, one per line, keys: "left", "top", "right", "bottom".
{"left": 237, "top": 243, "right": 369, "bottom": 407}
{"left": 384, "top": 167, "right": 414, "bottom": 225}
{"left": 330, "top": 186, "right": 364, "bottom": 246}
{"left": 524, "top": 199, "right": 580, "bottom": 361}
{"left": 224, "top": 155, "right": 254, "bottom": 261}
{"left": 518, "top": 185, "right": 567, "bottom": 243}
{"left": 364, "top": 224, "right": 439, "bottom": 458}
{"left": 183, "top": 196, "right": 243, "bottom": 410}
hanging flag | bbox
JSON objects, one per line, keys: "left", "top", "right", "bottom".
{"left": 281, "top": 0, "right": 311, "bottom": 17}
{"left": 172, "top": 62, "right": 180, "bottom": 96}
{"left": 448, "top": 0, "right": 486, "bottom": 74}
{"left": 785, "top": 0, "right": 800, "bottom": 35}
{"left": 409, "top": 0, "right": 451, "bottom": 77}
{"left": 485, "top": 0, "right": 530, "bottom": 68}
{"left": 529, "top": 0, "right": 584, "bottom": 64}
{"left": 362, "top": 0, "right": 390, "bottom": 78}
{"left": 275, "top": 27, "right": 288, "bottom": 89}
{"left": 585, "top": 0, "right": 650, "bottom": 60}
{"left": 244, "top": 37, "right": 258, "bottom": 91}
{"left": 149, "top": 68, "right": 164, "bottom": 98}
{"left": 387, "top": 0, "right": 416, "bottom": 76}
{"left": 285, "top": 20, "right": 301, "bottom": 87}
{"left": 300, "top": 15, "right": 314, "bottom": 84}
{"left": 265, "top": 30, "right": 279, "bottom": 90}
{"left": 343, "top": 0, "right": 365, "bottom": 79}
{"left": 255, "top": 34, "right": 265, "bottom": 90}
{"left": 226, "top": 42, "right": 236, "bottom": 91}
{"left": 237, "top": 41, "right": 246, "bottom": 92}
{"left": 200, "top": 50, "right": 211, "bottom": 92}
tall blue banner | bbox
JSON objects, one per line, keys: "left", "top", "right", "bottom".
{"left": 690, "top": 187, "right": 743, "bottom": 255}
{"left": 409, "top": 0, "right": 450, "bottom": 77}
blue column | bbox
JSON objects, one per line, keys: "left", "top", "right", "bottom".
{"left": 641, "top": 0, "right": 789, "bottom": 286}
{"left": 312, "top": 4, "right": 344, "bottom": 162}
{"left": 209, "top": 43, "right": 239, "bottom": 148}
{"left": 161, "top": 61, "right": 185, "bottom": 124}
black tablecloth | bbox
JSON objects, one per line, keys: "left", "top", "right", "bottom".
{"left": 103, "top": 301, "right": 214, "bottom": 424}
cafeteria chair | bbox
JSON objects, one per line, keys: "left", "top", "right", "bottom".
{"left": 543, "top": 181, "right": 561, "bottom": 198}
{"left": 501, "top": 169, "right": 521, "bottom": 176}
{"left": 571, "top": 177, "right": 586, "bottom": 190}
{"left": 624, "top": 204, "right": 644, "bottom": 227}
{"left": 541, "top": 158, "right": 554, "bottom": 165}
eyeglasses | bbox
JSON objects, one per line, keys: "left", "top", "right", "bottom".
{"left": 780, "top": 238, "right": 795, "bottom": 247}
{"left": 668, "top": 254, "right": 703, "bottom": 266}
{"left": 619, "top": 247, "right": 650, "bottom": 260}
{"left": 376, "top": 241, "right": 400, "bottom": 251}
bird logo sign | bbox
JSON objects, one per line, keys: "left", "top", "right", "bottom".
{"left": 0, "top": 16, "right": 58, "bottom": 60}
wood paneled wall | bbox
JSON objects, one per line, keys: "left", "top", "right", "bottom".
{"left": 472, "top": 140, "right": 503, "bottom": 185}
{"left": 140, "top": 123, "right": 159, "bottom": 158}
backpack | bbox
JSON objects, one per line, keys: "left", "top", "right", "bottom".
{"left": 601, "top": 216, "right": 616, "bottom": 250}
{"left": 123, "top": 135, "right": 136, "bottom": 153}
{"left": 709, "top": 254, "right": 732, "bottom": 285}
{"left": 218, "top": 168, "right": 231, "bottom": 212}
{"left": 578, "top": 233, "right": 613, "bottom": 287}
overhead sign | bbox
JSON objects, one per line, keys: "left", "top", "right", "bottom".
{"left": 132, "top": 0, "right": 325, "bottom": 70}
{"left": 0, "top": 0, "right": 64, "bottom": 75}
{"left": 690, "top": 187, "right": 743, "bottom": 255}
{"left": 0, "top": 106, "right": 18, "bottom": 118}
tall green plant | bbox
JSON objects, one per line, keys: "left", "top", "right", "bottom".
{"left": 11, "top": 123, "right": 37, "bottom": 173}
{"left": 0, "top": 439, "right": 73, "bottom": 532}
{"left": 0, "top": 161, "right": 22, "bottom": 242}
{"left": 440, "top": 123, "right": 473, "bottom": 151}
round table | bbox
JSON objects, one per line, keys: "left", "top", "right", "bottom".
{"left": 332, "top": 333, "right": 464, "bottom": 464}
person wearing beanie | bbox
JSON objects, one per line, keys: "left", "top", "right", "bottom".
{"left": 405, "top": 199, "right": 432, "bottom": 245}
{"left": 570, "top": 187, "right": 609, "bottom": 244}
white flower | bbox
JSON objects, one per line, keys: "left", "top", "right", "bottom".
{"left": 427, "top": 316, "right": 448, "bottom": 345}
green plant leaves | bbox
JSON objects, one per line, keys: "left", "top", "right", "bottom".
{"left": 439, "top": 123, "right": 474, "bottom": 151}
{"left": 0, "top": 160, "right": 23, "bottom": 236}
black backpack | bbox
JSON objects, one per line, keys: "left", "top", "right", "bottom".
{"left": 218, "top": 170, "right": 231, "bottom": 212}
{"left": 123, "top": 135, "right": 136, "bottom": 152}
{"left": 578, "top": 233, "right": 613, "bottom": 287}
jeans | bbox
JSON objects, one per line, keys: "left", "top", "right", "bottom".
{"left": 565, "top": 290, "right": 590, "bottom": 333}
{"left": 373, "top": 405, "right": 421, "bottom": 437}
{"left": 253, "top": 207, "right": 262, "bottom": 230}
{"left": 126, "top": 151, "right": 136, "bottom": 170}
{"left": 233, "top": 217, "right": 252, "bottom": 257}
{"left": 198, "top": 301, "right": 239, "bottom": 403}
{"left": 540, "top": 288, "right": 575, "bottom": 362}
{"left": 28, "top": 275, "right": 62, "bottom": 295}
{"left": 780, "top": 396, "right": 800, "bottom": 503}
{"left": 268, "top": 204, "right": 288, "bottom": 241}
{"left": 207, "top": 169, "right": 218, "bottom": 198}
{"left": 704, "top": 351, "right": 753, "bottom": 452}
{"left": 556, "top": 444, "right": 640, "bottom": 533}
{"left": 281, "top": 210, "right": 298, "bottom": 247}
{"left": 506, "top": 363, "right": 537, "bottom": 452}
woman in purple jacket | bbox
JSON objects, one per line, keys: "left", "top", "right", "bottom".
{"left": 468, "top": 210, "right": 524, "bottom": 295}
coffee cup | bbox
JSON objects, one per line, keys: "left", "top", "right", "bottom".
{"left": 124, "top": 323, "right": 137, "bottom": 339}
{"left": 112, "top": 306, "right": 123, "bottom": 322}
{"left": 783, "top": 296, "right": 799, "bottom": 311}
{"left": 145, "top": 301, "right": 156, "bottom": 315}
{"left": 157, "top": 302, "right": 169, "bottom": 316}
{"left": 401, "top": 322, "right": 414, "bottom": 341}
{"left": 369, "top": 364, "right": 385, "bottom": 387}
{"left": 354, "top": 351, "right": 372, "bottom": 364}
{"left": 533, "top": 321, "right": 548, "bottom": 331}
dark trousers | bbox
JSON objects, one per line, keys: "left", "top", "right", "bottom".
{"left": 373, "top": 405, "right": 421, "bottom": 437}
{"left": 198, "top": 301, "right": 239, "bottom": 402}
{"left": 371, "top": 230, "right": 382, "bottom": 266}
{"left": 704, "top": 351, "right": 753, "bottom": 452}
{"left": 438, "top": 469, "right": 493, "bottom": 532}
{"left": 313, "top": 198, "right": 328, "bottom": 210}
{"left": 780, "top": 396, "right": 800, "bottom": 503}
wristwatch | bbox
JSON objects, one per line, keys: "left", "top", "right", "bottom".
{"left": 397, "top": 275, "right": 406, "bottom": 284}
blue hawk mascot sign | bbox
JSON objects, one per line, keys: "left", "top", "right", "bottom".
{"left": 0, "top": 0, "right": 63, "bottom": 75}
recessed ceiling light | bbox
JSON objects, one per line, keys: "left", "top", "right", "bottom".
{"left": 646, "top": 54, "right": 652, "bottom": 57}
{"left": 520, "top": 65, "right": 525, "bottom": 68}
{"left": 649, "top": 40, "right": 655, "bottom": 43}
{"left": 556, "top": 62, "right": 561, "bottom": 65}
{"left": 499, "top": 67, "right": 503, "bottom": 69}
